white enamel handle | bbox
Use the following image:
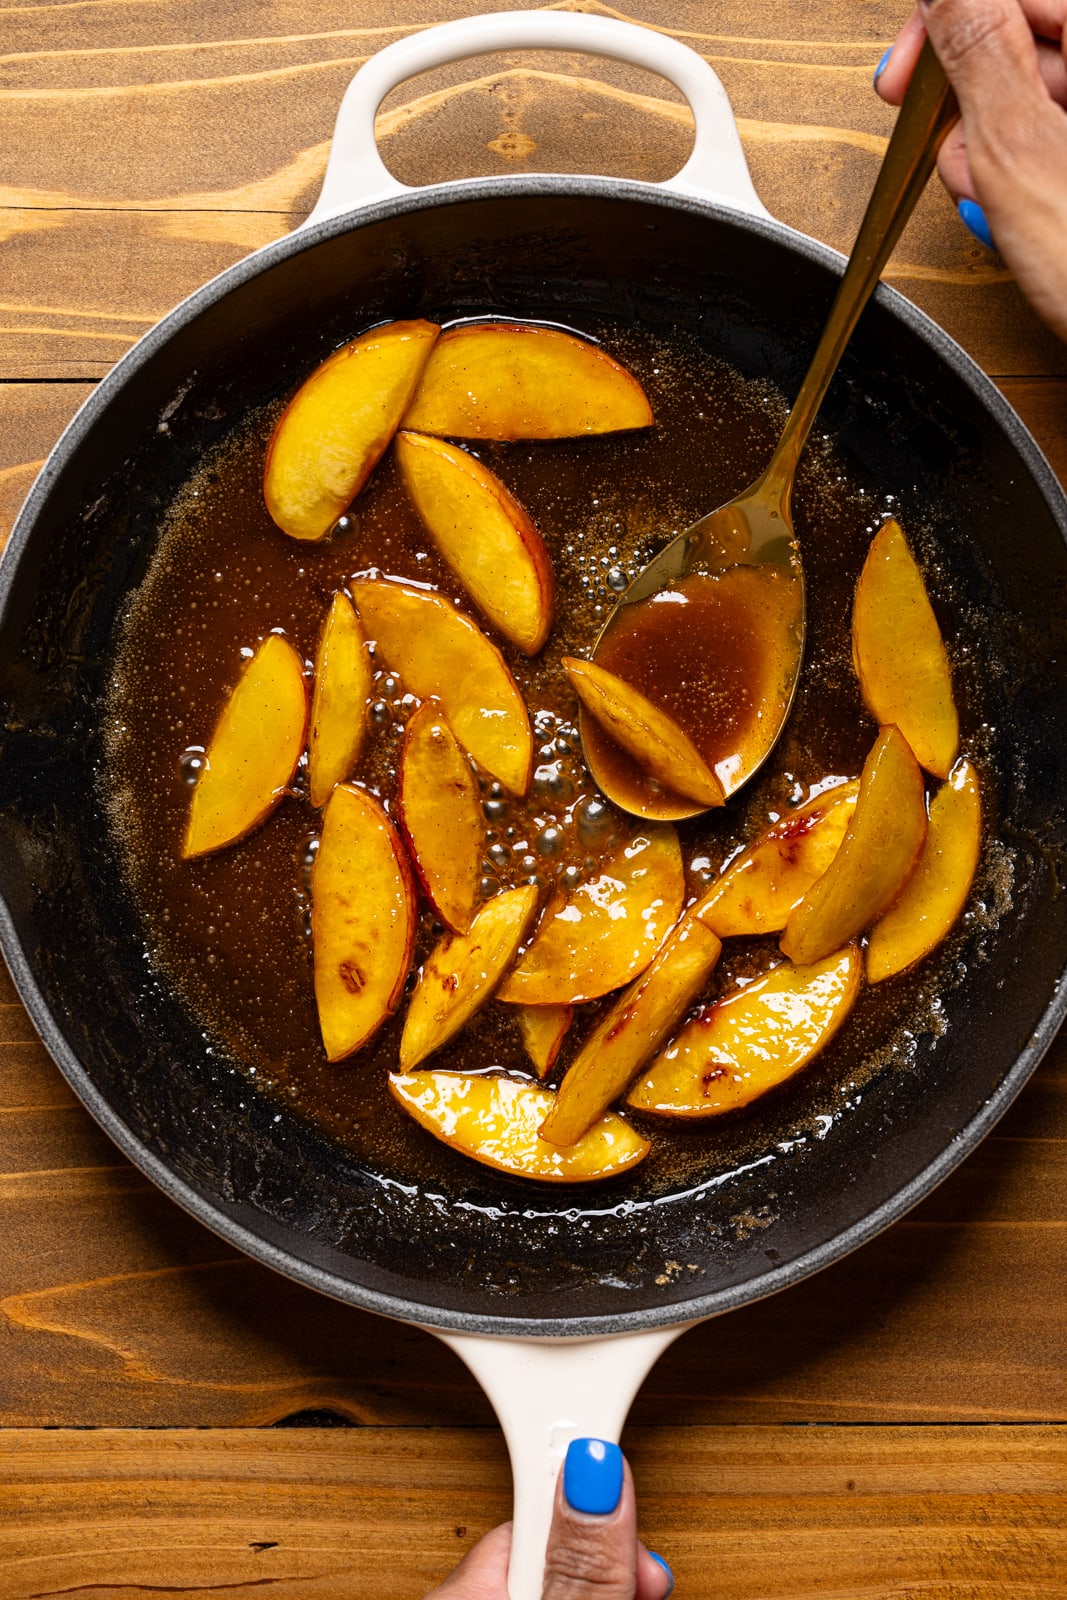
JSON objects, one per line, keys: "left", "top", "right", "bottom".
{"left": 437, "top": 1324, "right": 690, "bottom": 1600}
{"left": 303, "top": 11, "right": 768, "bottom": 227}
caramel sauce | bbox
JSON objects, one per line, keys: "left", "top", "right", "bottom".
{"left": 586, "top": 567, "right": 802, "bottom": 814}
{"left": 103, "top": 317, "right": 978, "bottom": 1196}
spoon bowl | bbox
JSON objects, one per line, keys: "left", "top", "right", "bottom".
{"left": 583, "top": 39, "right": 958, "bottom": 818}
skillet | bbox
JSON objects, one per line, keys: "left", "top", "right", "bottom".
{"left": 2, "top": 14, "right": 1067, "bottom": 1594}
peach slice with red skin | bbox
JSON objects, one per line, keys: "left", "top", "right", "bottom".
{"left": 398, "top": 702, "right": 483, "bottom": 935}
{"left": 627, "top": 946, "right": 861, "bottom": 1117}
{"left": 496, "top": 825, "right": 685, "bottom": 1006}
{"left": 308, "top": 592, "right": 372, "bottom": 810}
{"left": 389, "top": 1071, "right": 649, "bottom": 1182}
{"left": 312, "top": 783, "right": 417, "bottom": 1062}
{"left": 780, "top": 726, "right": 927, "bottom": 967}
{"left": 866, "top": 757, "right": 981, "bottom": 982}
{"left": 264, "top": 319, "right": 439, "bottom": 542}
{"left": 563, "top": 656, "right": 725, "bottom": 809}
{"left": 540, "top": 915, "right": 722, "bottom": 1148}
{"left": 395, "top": 431, "right": 555, "bottom": 655}
{"left": 399, "top": 885, "right": 540, "bottom": 1071}
{"left": 183, "top": 633, "right": 307, "bottom": 859}
{"left": 693, "top": 780, "right": 860, "bottom": 938}
{"left": 401, "top": 322, "right": 653, "bottom": 441}
{"left": 351, "top": 579, "right": 532, "bottom": 796}
{"left": 514, "top": 1004, "right": 575, "bottom": 1079}
{"left": 852, "top": 518, "right": 959, "bottom": 778}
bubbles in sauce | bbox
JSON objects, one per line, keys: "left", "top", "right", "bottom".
{"left": 102, "top": 319, "right": 991, "bottom": 1200}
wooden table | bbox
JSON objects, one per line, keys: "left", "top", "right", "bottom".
{"left": 1, "top": 3, "right": 1065, "bottom": 1594}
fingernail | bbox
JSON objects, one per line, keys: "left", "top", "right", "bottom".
{"left": 873, "top": 46, "right": 892, "bottom": 86}
{"left": 650, "top": 1552, "right": 675, "bottom": 1595}
{"left": 958, "top": 198, "right": 996, "bottom": 251}
{"left": 563, "top": 1438, "right": 624, "bottom": 1515}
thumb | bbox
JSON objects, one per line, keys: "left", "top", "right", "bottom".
{"left": 542, "top": 1440, "right": 672, "bottom": 1600}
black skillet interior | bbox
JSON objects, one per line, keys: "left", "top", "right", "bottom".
{"left": 1, "top": 182, "right": 1066, "bottom": 1336}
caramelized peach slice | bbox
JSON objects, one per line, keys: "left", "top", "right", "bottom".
{"left": 852, "top": 519, "right": 958, "bottom": 778}
{"left": 541, "top": 916, "right": 721, "bottom": 1148}
{"left": 398, "top": 702, "right": 483, "bottom": 934}
{"left": 694, "top": 781, "right": 859, "bottom": 938}
{"left": 627, "top": 947, "right": 861, "bottom": 1117}
{"left": 183, "top": 633, "right": 307, "bottom": 859}
{"left": 563, "top": 657, "right": 724, "bottom": 809}
{"left": 312, "top": 784, "right": 417, "bottom": 1062}
{"left": 867, "top": 758, "right": 981, "bottom": 982}
{"left": 780, "top": 727, "right": 927, "bottom": 967}
{"left": 400, "top": 885, "right": 539, "bottom": 1070}
{"left": 395, "top": 432, "right": 555, "bottom": 655}
{"left": 515, "top": 1004, "right": 575, "bottom": 1079}
{"left": 264, "top": 320, "right": 439, "bottom": 541}
{"left": 308, "top": 592, "right": 372, "bottom": 810}
{"left": 497, "top": 826, "right": 684, "bottom": 1006}
{"left": 352, "top": 579, "right": 532, "bottom": 795}
{"left": 401, "top": 322, "right": 653, "bottom": 440}
{"left": 389, "top": 1071, "right": 649, "bottom": 1183}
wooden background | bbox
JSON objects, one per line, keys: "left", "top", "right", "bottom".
{"left": 1, "top": 2, "right": 1065, "bottom": 1594}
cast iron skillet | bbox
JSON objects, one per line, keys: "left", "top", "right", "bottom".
{"left": 1, "top": 13, "right": 1066, "bottom": 1593}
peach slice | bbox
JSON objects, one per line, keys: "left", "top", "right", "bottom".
{"left": 563, "top": 657, "right": 724, "bottom": 809}
{"left": 308, "top": 592, "right": 372, "bottom": 810}
{"left": 264, "top": 319, "right": 439, "bottom": 542}
{"left": 852, "top": 519, "right": 959, "bottom": 778}
{"left": 398, "top": 702, "right": 483, "bottom": 935}
{"left": 627, "top": 946, "right": 861, "bottom": 1117}
{"left": 867, "top": 758, "right": 981, "bottom": 982}
{"left": 400, "top": 885, "right": 540, "bottom": 1070}
{"left": 497, "top": 825, "right": 685, "bottom": 1006}
{"left": 352, "top": 579, "right": 532, "bottom": 796}
{"left": 540, "top": 916, "right": 721, "bottom": 1148}
{"left": 312, "top": 783, "right": 417, "bottom": 1062}
{"left": 183, "top": 633, "right": 307, "bottom": 859}
{"left": 395, "top": 432, "right": 555, "bottom": 655}
{"left": 780, "top": 727, "right": 927, "bottom": 967}
{"left": 515, "top": 1004, "right": 575, "bottom": 1079}
{"left": 694, "top": 781, "right": 860, "bottom": 938}
{"left": 389, "top": 1071, "right": 649, "bottom": 1183}
{"left": 401, "top": 322, "right": 653, "bottom": 441}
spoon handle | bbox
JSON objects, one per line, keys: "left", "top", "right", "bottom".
{"left": 766, "top": 38, "right": 958, "bottom": 496}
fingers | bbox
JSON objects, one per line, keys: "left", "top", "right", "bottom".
{"left": 425, "top": 1521, "right": 513, "bottom": 1600}
{"left": 542, "top": 1440, "right": 673, "bottom": 1600}
{"left": 876, "top": 0, "right": 1067, "bottom": 106}
{"left": 874, "top": 7, "right": 927, "bottom": 103}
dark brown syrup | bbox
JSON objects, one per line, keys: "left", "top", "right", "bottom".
{"left": 588, "top": 566, "right": 801, "bottom": 811}
{"left": 103, "top": 318, "right": 986, "bottom": 1198}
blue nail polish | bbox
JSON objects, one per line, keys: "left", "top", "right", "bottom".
{"left": 958, "top": 198, "right": 996, "bottom": 251}
{"left": 873, "top": 46, "right": 892, "bottom": 86}
{"left": 650, "top": 1552, "right": 675, "bottom": 1595}
{"left": 563, "top": 1438, "right": 624, "bottom": 1515}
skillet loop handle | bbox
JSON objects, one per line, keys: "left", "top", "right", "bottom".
{"left": 302, "top": 11, "right": 769, "bottom": 228}
{"left": 436, "top": 1325, "right": 688, "bottom": 1600}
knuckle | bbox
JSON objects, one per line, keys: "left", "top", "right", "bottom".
{"left": 932, "top": 0, "right": 1016, "bottom": 73}
{"left": 543, "top": 1533, "right": 634, "bottom": 1600}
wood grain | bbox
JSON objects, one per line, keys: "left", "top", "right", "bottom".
{"left": 3, "top": 4, "right": 1067, "bottom": 1594}
{"left": 0, "top": 1, "right": 1060, "bottom": 378}
{"left": 1, "top": 1426, "right": 1064, "bottom": 1598}
{"left": 0, "top": 914, "right": 1063, "bottom": 1428}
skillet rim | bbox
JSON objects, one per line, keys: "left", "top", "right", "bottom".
{"left": 2, "top": 172, "right": 1066, "bottom": 1339}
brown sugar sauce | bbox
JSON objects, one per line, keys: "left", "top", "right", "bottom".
{"left": 103, "top": 317, "right": 987, "bottom": 1197}
{"left": 587, "top": 566, "right": 802, "bottom": 812}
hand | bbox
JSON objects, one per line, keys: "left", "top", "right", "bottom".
{"left": 425, "top": 1439, "right": 674, "bottom": 1599}
{"left": 875, "top": 0, "right": 1067, "bottom": 338}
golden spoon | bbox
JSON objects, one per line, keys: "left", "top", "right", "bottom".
{"left": 582, "top": 39, "right": 958, "bottom": 819}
